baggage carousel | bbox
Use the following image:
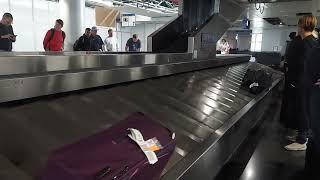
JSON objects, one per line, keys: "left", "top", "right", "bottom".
{"left": 0, "top": 52, "right": 283, "bottom": 180}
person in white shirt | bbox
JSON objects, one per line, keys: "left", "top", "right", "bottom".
{"left": 104, "top": 29, "right": 118, "bottom": 52}
{"left": 217, "top": 39, "right": 230, "bottom": 54}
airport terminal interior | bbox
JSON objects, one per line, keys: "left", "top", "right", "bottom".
{"left": 0, "top": 0, "right": 319, "bottom": 179}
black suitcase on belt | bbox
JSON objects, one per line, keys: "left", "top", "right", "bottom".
{"left": 241, "top": 68, "right": 272, "bottom": 95}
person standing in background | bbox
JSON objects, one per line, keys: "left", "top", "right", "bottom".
{"left": 89, "top": 26, "right": 104, "bottom": 51}
{"left": 0, "top": 13, "right": 16, "bottom": 52}
{"left": 43, "top": 19, "right": 66, "bottom": 52}
{"left": 104, "top": 29, "right": 118, "bottom": 52}
{"left": 284, "top": 15, "right": 319, "bottom": 151}
{"left": 284, "top": 32, "right": 297, "bottom": 57}
{"left": 125, "top": 34, "right": 141, "bottom": 52}
{"left": 74, "top": 28, "right": 91, "bottom": 51}
{"left": 217, "top": 39, "right": 230, "bottom": 54}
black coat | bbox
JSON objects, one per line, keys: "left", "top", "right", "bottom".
{"left": 305, "top": 46, "right": 320, "bottom": 148}
{"left": 286, "top": 36, "right": 303, "bottom": 86}
{"left": 281, "top": 35, "right": 319, "bottom": 130}
{"left": 75, "top": 34, "right": 91, "bottom": 51}
{"left": 281, "top": 36, "right": 303, "bottom": 129}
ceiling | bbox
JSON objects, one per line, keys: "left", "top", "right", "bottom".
{"left": 87, "top": 0, "right": 179, "bottom": 18}
{"left": 234, "top": 0, "right": 314, "bottom": 31}
{"left": 89, "top": 0, "right": 317, "bottom": 29}
{"left": 108, "top": 0, "right": 315, "bottom": 28}
{"left": 235, "top": 0, "right": 310, "bottom": 3}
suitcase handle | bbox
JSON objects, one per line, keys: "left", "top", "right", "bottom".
{"left": 95, "top": 166, "right": 111, "bottom": 180}
{"left": 112, "top": 166, "right": 129, "bottom": 179}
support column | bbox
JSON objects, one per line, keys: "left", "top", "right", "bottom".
{"left": 60, "top": 0, "right": 85, "bottom": 51}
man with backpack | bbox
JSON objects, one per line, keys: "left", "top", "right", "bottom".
{"left": 43, "top": 19, "right": 65, "bottom": 52}
{"left": 74, "top": 28, "right": 91, "bottom": 51}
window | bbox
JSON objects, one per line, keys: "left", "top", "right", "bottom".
{"left": 251, "top": 33, "right": 262, "bottom": 52}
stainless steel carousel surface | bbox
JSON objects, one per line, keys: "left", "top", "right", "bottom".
{"left": 0, "top": 55, "right": 283, "bottom": 180}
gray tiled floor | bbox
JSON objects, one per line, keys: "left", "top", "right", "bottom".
{"left": 239, "top": 118, "right": 305, "bottom": 180}
{"left": 216, "top": 99, "right": 306, "bottom": 180}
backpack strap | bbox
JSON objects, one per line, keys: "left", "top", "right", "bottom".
{"left": 48, "top": 28, "right": 55, "bottom": 42}
{"left": 47, "top": 29, "right": 66, "bottom": 50}
{"left": 62, "top": 31, "right": 66, "bottom": 42}
{"left": 49, "top": 29, "right": 66, "bottom": 42}
{"left": 45, "top": 29, "right": 55, "bottom": 51}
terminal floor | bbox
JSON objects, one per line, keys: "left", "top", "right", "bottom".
{"left": 215, "top": 100, "right": 305, "bottom": 180}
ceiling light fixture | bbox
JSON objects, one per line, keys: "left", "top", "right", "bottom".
{"left": 248, "top": 0, "right": 265, "bottom": 14}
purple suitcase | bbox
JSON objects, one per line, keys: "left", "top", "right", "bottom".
{"left": 39, "top": 112, "right": 175, "bottom": 180}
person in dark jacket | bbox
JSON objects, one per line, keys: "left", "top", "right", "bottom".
{"left": 284, "top": 32, "right": 297, "bottom": 60}
{"left": 74, "top": 28, "right": 91, "bottom": 51}
{"left": 89, "top": 26, "right": 104, "bottom": 51}
{"left": 125, "top": 34, "right": 141, "bottom": 52}
{"left": 0, "top": 13, "right": 16, "bottom": 51}
{"left": 284, "top": 15, "right": 319, "bottom": 151}
{"left": 304, "top": 46, "right": 320, "bottom": 179}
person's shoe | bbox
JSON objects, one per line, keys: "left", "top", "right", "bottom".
{"left": 284, "top": 142, "right": 307, "bottom": 151}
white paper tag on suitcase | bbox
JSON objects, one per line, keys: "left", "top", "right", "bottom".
{"left": 140, "top": 149, "right": 158, "bottom": 165}
{"left": 128, "top": 128, "right": 145, "bottom": 143}
{"left": 143, "top": 138, "right": 163, "bottom": 152}
{"left": 128, "top": 128, "right": 159, "bottom": 164}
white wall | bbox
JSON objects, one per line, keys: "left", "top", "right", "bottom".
{"left": 0, "top": 0, "right": 167, "bottom": 52}
{"left": 97, "top": 25, "right": 131, "bottom": 52}
{"left": 219, "top": 30, "right": 252, "bottom": 51}
{"left": 260, "top": 27, "right": 297, "bottom": 55}
{"left": 237, "top": 35, "right": 251, "bottom": 51}
{"left": 119, "top": 22, "right": 165, "bottom": 51}
{"left": 0, "top": 0, "right": 96, "bottom": 51}
{"left": 220, "top": 32, "right": 237, "bottom": 49}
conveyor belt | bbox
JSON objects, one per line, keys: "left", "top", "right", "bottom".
{"left": 0, "top": 62, "right": 283, "bottom": 179}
